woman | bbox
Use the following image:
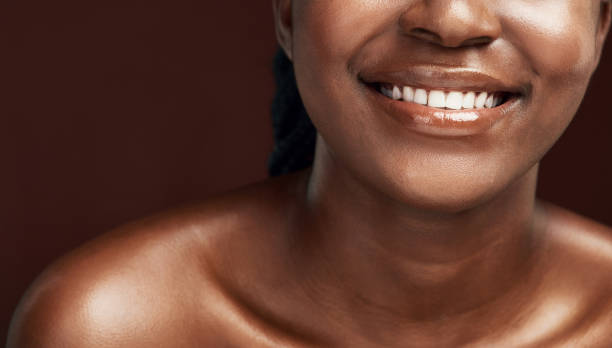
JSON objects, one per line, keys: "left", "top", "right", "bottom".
{"left": 8, "top": 0, "right": 612, "bottom": 346}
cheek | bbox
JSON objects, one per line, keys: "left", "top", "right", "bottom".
{"left": 293, "top": 0, "right": 396, "bottom": 66}
{"left": 291, "top": 1, "right": 392, "bottom": 138}
{"left": 501, "top": 1, "right": 596, "bottom": 83}
{"left": 501, "top": 1, "right": 598, "bottom": 144}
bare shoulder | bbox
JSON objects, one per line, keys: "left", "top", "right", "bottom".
{"left": 541, "top": 201, "right": 612, "bottom": 263}
{"left": 538, "top": 202, "right": 612, "bottom": 346}
{"left": 7, "top": 174, "right": 304, "bottom": 348}
{"left": 6, "top": 207, "right": 229, "bottom": 347}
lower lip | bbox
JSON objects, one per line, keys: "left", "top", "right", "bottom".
{"left": 365, "top": 85, "right": 521, "bottom": 137}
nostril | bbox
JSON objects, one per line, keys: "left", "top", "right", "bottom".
{"left": 409, "top": 28, "right": 443, "bottom": 45}
{"left": 408, "top": 27, "right": 494, "bottom": 48}
{"left": 461, "top": 36, "right": 494, "bottom": 47}
{"left": 410, "top": 28, "right": 442, "bottom": 44}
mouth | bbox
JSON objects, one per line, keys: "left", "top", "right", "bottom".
{"left": 359, "top": 70, "right": 526, "bottom": 137}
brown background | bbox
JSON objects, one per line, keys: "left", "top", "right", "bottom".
{"left": 1, "top": 1, "right": 611, "bottom": 343}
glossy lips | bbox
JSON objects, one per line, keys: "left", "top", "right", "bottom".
{"left": 360, "top": 68, "right": 525, "bottom": 137}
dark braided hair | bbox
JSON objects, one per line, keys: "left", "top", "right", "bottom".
{"left": 268, "top": 49, "right": 317, "bottom": 177}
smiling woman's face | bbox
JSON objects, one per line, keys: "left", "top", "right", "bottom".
{"left": 276, "top": 0, "right": 610, "bottom": 211}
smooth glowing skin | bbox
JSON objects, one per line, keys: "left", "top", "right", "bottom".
{"left": 286, "top": 0, "right": 606, "bottom": 212}
{"left": 7, "top": 1, "right": 612, "bottom": 347}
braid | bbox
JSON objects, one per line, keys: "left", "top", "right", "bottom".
{"left": 268, "top": 48, "right": 317, "bottom": 177}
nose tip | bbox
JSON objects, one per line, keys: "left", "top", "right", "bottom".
{"left": 399, "top": 0, "right": 501, "bottom": 48}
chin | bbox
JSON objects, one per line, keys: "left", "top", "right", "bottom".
{"left": 391, "top": 181, "right": 507, "bottom": 214}
{"left": 370, "top": 159, "right": 535, "bottom": 215}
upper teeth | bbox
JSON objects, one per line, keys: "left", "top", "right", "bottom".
{"left": 380, "top": 85, "right": 504, "bottom": 110}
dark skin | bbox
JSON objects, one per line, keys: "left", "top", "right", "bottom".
{"left": 8, "top": 0, "right": 612, "bottom": 347}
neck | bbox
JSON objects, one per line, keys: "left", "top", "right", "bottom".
{"left": 290, "top": 142, "right": 546, "bottom": 327}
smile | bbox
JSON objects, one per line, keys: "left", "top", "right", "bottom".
{"left": 365, "top": 82, "right": 522, "bottom": 136}
{"left": 359, "top": 67, "right": 527, "bottom": 136}
{"left": 378, "top": 84, "right": 509, "bottom": 111}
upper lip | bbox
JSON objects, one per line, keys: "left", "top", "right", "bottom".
{"left": 359, "top": 65, "right": 529, "bottom": 96}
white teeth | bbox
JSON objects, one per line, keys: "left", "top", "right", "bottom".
{"left": 403, "top": 86, "right": 415, "bottom": 102}
{"left": 414, "top": 88, "right": 428, "bottom": 105}
{"left": 493, "top": 95, "right": 502, "bottom": 107}
{"left": 446, "top": 91, "right": 463, "bottom": 110}
{"left": 392, "top": 86, "right": 402, "bottom": 100}
{"left": 475, "top": 92, "right": 488, "bottom": 108}
{"left": 380, "top": 85, "right": 506, "bottom": 110}
{"left": 463, "top": 92, "right": 476, "bottom": 109}
{"left": 485, "top": 94, "right": 494, "bottom": 108}
{"left": 381, "top": 86, "right": 393, "bottom": 98}
{"left": 428, "top": 90, "right": 446, "bottom": 108}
